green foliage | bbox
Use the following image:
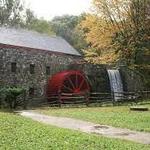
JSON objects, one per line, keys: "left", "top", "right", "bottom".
{"left": 37, "top": 105, "right": 150, "bottom": 132}
{"left": 132, "top": 65, "right": 150, "bottom": 89}
{"left": 113, "top": 27, "right": 150, "bottom": 65}
{"left": 25, "top": 9, "right": 55, "bottom": 36}
{"left": 51, "top": 15, "right": 88, "bottom": 51}
{"left": 0, "top": 86, "right": 25, "bottom": 109}
{"left": 0, "top": 0, "right": 24, "bottom": 27}
{"left": 0, "top": 112, "right": 149, "bottom": 150}
{"left": 26, "top": 18, "right": 55, "bottom": 36}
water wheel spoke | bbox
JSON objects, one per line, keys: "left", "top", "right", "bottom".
{"left": 75, "top": 73, "right": 78, "bottom": 88}
{"left": 62, "top": 84, "right": 73, "bottom": 92}
{"left": 79, "top": 78, "right": 84, "bottom": 90}
{"left": 67, "top": 76, "right": 76, "bottom": 90}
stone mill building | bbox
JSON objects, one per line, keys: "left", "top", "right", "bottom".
{"left": 0, "top": 27, "right": 84, "bottom": 97}
{"left": 0, "top": 27, "right": 109, "bottom": 96}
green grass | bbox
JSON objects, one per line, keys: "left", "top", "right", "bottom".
{"left": 36, "top": 104, "right": 150, "bottom": 132}
{"left": 0, "top": 112, "right": 150, "bottom": 150}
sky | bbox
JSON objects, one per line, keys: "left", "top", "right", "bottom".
{"left": 24, "top": 0, "right": 92, "bottom": 20}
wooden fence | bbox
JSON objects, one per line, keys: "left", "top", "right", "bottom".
{"left": 27, "top": 91, "right": 150, "bottom": 107}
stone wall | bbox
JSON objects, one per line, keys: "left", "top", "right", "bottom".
{"left": 0, "top": 46, "right": 81, "bottom": 105}
{"left": 119, "top": 66, "right": 145, "bottom": 92}
{"left": 0, "top": 45, "right": 112, "bottom": 106}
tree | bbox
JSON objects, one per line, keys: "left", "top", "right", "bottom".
{"left": 24, "top": 9, "right": 55, "bottom": 36}
{"left": 82, "top": 0, "right": 150, "bottom": 64}
{"left": 51, "top": 15, "right": 88, "bottom": 51}
{"left": 79, "top": 13, "right": 119, "bottom": 64}
{"left": 25, "top": 9, "right": 36, "bottom": 27}
{"left": 0, "top": 0, "right": 24, "bottom": 27}
{"left": 81, "top": 14, "right": 116, "bottom": 51}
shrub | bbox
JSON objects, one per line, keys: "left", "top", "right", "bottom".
{"left": 0, "top": 87, "right": 26, "bottom": 109}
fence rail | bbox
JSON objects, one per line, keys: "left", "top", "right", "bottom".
{"left": 26, "top": 91, "right": 150, "bottom": 107}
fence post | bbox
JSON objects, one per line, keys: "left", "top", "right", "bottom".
{"left": 112, "top": 92, "right": 115, "bottom": 106}
{"left": 85, "top": 92, "right": 90, "bottom": 107}
{"left": 58, "top": 91, "right": 62, "bottom": 108}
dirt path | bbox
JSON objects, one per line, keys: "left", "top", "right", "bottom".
{"left": 20, "top": 111, "right": 150, "bottom": 145}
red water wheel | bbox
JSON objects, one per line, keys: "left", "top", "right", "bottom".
{"left": 47, "top": 70, "right": 90, "bottom": 100}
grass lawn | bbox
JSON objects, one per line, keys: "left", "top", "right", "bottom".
{"left": 36, "top": 104, "right": 150, "bottom": 132}
{"left": 0, "top": 112, "right": 150, "bottom": 150}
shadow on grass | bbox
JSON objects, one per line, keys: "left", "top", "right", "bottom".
{"left": 0, "top": 108, "right": 14, "bottom": 113}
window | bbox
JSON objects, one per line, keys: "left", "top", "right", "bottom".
{"left": 46, "top": 66, "right": 50, "bottom": 75}
{"left": 30, "top": 64, "right": 35, "bottom": 74}
{"left": 29, "top": 87, "right": 35, "bottom": 96}
{"left": 11, "top": 62, "right": 17, "bottom": 73}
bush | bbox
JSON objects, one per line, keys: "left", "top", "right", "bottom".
{"left": 0, "top": 87, "right": 26, "bottom": 109}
